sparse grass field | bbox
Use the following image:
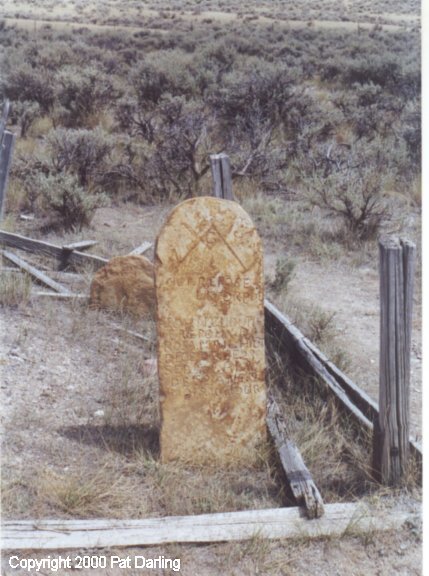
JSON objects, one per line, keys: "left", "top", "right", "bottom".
{"left": 0, "top": 0, "right": 422, "bottom": 574}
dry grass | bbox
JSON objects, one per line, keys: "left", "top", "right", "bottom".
{"left": 0, "top": 269, "right": 32, "bottom": 307}
{"left": 127, "top": 449, "right": 282, "bottom": 517}
{"left": 35, "top": 463, "right": 145, "bottom": 518}
{"left": 266, "top": 337, "right": 421, "bottom": 502}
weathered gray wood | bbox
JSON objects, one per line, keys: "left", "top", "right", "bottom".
{"left": 1, "top": 250, "right": 71, "bottom": 295}
{"left": 267, "top": 397, "right": 324, "bottom": 518}
{"left": 59, "top": 240, "right": 99, "bottom": 269}
{"left": 62, "top": 240, "right": 98, "bottom": 252}
{"left": 304, "top": 337, "right": 379, "bottom": 423}
{"left": 33, "top": 291, "right": 88, "bottom": 300}
{"left": 19, "top": 214, "right": 35, "bottom": 221}
{"left": 373, "top": 237, "right": 415, "bottom": 485}
{"left": 129, "top": 241, "right": 152, "bottom": 255}
{"left": 0, "top": 100, "right": 10, "bottom": 141}
{"left": 109, "top": 322, "right": 150, "bottom": 342}
{"left": 0, "top": 230, "right": 108, "bottom": 270}
{"left": 1, "top": 503, "right": 418, "bottom": 550}
{"left": 264, "top": 299, "right": 422, "bottom": 474}
{"left": 210, "top": 153, "right": 234, "bottom": 200}
{"left": 264, "top": 300, "right": 373, "bottom": 430}
{"left": 0, "top": 267, "right": 23, "bottom": 273}
{"left": 0, "top": 131, "right": 16, "bottom": 219}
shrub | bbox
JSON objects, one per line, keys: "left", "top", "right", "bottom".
{"left": 37, "top": 173, "right": 107, "bottom": 231}
{"left": 303, "top": 142, "right": 390, "bottom": 240}
{"left": 55, "top": 65, "right": 118, "bottom": 127}
{"left": 3, "top": 64, "right": 55, "bottom": 114}
{"left": 10, "top": 100, "right": 41, "bottom": 138}
{"left": 45, "top": 127, "right": 114, "bottom": 189}
{"left": 269, "top": 257, "right": 296, "bottom": 294}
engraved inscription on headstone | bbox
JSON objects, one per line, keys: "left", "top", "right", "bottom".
{"left": 155, "top": 197, "right": 266, "bottom": 465}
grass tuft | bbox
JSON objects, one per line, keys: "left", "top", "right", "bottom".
{"left": 0, "top": 270, "right": 32, "bottom": 307}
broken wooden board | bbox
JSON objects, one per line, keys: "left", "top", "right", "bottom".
{"left": 1, "top": 503, "right": 419, "bottom": 550}
{"left": 0, "top": 231, "right": 107, "bottom": 270}
{"left": 33, "top": 292, "right": 88, "bottom": 300}
{"left": 2, "top": 250, "right": 71, "bottom": 294}
{"left": 267, "top": 397, "right": 324, "bottom": 519}
{"left": 129, "top": 241, "right": 152, "bottom": 255}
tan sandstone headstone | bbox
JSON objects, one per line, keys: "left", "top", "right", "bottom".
{"left": 90, "top": 255, "right": 155, "bottom": 317}
{"left": 155, "top": 197, "right": 266, "bottom": 466}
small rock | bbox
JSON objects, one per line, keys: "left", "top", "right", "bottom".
{"left": 94, "top": 410, "right": 104, "bottom": 418}
{"left": 89, "top": 255, "right": 155, "bottom": 317}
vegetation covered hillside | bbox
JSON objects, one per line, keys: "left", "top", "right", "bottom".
{"left": 0, "top": 0, "right": 421, "bottom": 242}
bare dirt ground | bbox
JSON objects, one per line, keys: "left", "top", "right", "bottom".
{"left": 0, "top": 202, "right": 422, "bottom": 575}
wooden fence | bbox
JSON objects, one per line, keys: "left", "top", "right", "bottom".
{"left": 210, "top": 153, "right": 419, "bottom": 485}
{"left": 0, "top": 151, "right": 421, "bottom": 551}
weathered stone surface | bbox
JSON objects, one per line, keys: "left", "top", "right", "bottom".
{"left": 156, "top": 197, "right": 266, "bottom": 466}
{"left": 90, "top": 255, "right": 155, "bottom": 317}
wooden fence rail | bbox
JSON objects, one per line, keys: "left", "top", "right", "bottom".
{"left": 1, "top": 503, "right": 419, "bottom": 550}
{"left": 0, "top": 230, "right": 108, "bottom": 270}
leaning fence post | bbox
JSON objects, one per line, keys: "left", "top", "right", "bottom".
{"left": 0, "top": 131, "right": 16, "bottom": 220}
{"left": 0, "top": 100, "right": 15, "bottom": 221}
{"left": 373, "top": 236, "right": 416, "bottom": 485}
{"left": 210, "top": 153, "right": 233, "bottom": 200}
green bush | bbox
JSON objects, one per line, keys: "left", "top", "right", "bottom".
{"left": 55, "top": 65, "right": 118, "bottom": 127}
{"left": 3, "top": 64, "right": 55, "bottom": 113}
{"left": 46, "top": 127, "right": 114, "bottom": 189}
{"left": 269, "top": 257, "right": 296, "bottom": 294}
{"left": 10, "top": 100, "right": 41, "bottom": 138}
{"left": 37, "top": 173, "right": 107, "bottom": 231}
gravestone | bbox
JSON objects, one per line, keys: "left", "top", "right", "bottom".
{"left": 155, "top": 197, "right": 266, "bottom": 466}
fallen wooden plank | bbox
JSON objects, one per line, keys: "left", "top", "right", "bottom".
{"left": 1, "top": 503, "right": 419, "bottom": 550}
{"left": 265, "top": 300, "right": 373, "bottom": 430}
{"left": 33, "top": 292, "right": 88, "bottom": 300}
{"left": 0, "top": 231, "right": 108, "bottom": 270}
{"left": 2, "top": 250, "right": 71, "bottom": 294}
{"left": 305, "top": 338, "right": 379, "bottom": 423}
{"left": 110, "top": 322, "right": 150, "bottom": 342}
{"left": 129, "top": 241, "right": 152, "bottom": 255}
{"left": 267, "top": 397, "right": 324, "bottom": 519}
{"left": 62, "top": 240, "right": 98, "bottom": 252}
{"left": 264, "top": 299, "right": 422, "bottom": 471}
{"left": 0, "top": 267, "right": 23, "bottom": 273}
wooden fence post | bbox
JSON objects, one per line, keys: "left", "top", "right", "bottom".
{"left": 0, "top": 100, "right": 15, "bottom": 220}
{"left": 210, "top": 153, "right": 233, "bottom": 200}
{"left": 0, "top": 100, "right": 10, "bottom": 139}
{"left": 373, "top": 237, "right": 416, "bottom": 485}
{"left": 0, "top": 131, "right": 16, "bottom": 220}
